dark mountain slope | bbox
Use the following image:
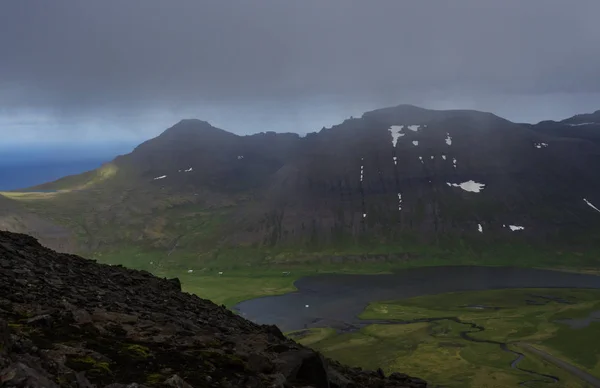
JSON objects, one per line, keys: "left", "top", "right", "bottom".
{"left": 0, "top": 230, "right": 426, "bottom": 387}
{"left": 7, "top": 105, "right": 600, "bottom": 264}
{"left": 251, "top": 106, "right": 600, "bottom": 247}
{"left": 528, "top": 110, "right": 600, "bottom": 145}
{"left": 0, "top": 194, "right": 76, "bottom": 253}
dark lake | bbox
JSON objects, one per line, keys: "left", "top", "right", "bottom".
{"left": 234, "top": 266, "right": 600, "bottom": 332}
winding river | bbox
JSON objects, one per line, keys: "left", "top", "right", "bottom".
{"left": 234, "top": 266, "right": 600, "bottom": 387}
{"left": 357, "top": 315, "right": 562, "bottom": 387}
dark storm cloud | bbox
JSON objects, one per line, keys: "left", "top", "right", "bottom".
{"left": 1, "top": 0, "right": 600, "bottom": 137}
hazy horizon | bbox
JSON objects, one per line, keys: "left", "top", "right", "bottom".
{"left": 2, "top": 1, "right": 600, "bottom": 146}
{"left": 2, "top": 101, "right": 599, "bottom": 149}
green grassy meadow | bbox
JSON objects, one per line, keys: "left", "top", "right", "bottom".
{"left": 291, "top": 289, "right": 600, "bottom": 388}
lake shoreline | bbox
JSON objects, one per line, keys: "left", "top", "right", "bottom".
{"left": 235, "top": 266, "right": 600, "bottom": 332}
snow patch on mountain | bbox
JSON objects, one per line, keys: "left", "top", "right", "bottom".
{"left": 388, "top": 126, "right": 405, "bottom": 147}
{"left": 445, "top": 133, "right": 452, "bottom": 146}
{"left": 446, "top": 180, "right": 485, "bottom": 193}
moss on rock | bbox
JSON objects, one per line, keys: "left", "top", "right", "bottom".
{"left": 123, "top": 343, "right": 152, "bottom": 359}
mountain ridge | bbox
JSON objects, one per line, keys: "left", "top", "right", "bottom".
{"left": 3, "top": 104, "right": 600, "bottom": 270}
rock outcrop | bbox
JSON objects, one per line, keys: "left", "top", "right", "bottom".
{"left": 0, "top": 231, "right": 426, "bottom": 388}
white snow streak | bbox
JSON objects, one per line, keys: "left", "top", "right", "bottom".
{"left": 407, "top": 125, "right": 420, "bottom": 132}
{"left": 184, "top": 167, "right": 193, "bottom": 172}
{"left": 418, "top": 156, "right": 424, "bottom": 164}
{"left": 412, "top": 140, "right": 419, "bottom": 146}
{"left": 508, "top": 225, "right": 525, "bottom": 231}
{"left": 430, "top": 155, "right": 434, "bottom": 160}
{"left": 153, "top": 175, "right": 167, "bottom": 180}
{"left": 447, "top": 180, "right": 485, "bottom": 193}
{"left": 534, "top": 142, "right": 548, "bottom": 149}
{"left": 363, "top": 213, "right": 367, "bottom": 218}
{"left": 397, "top": 193, "right": 402, "bottom": 211}
{"left": 442, "top": 155, "right": 447, "bottom": 160}
{"left": 567, "top": 122, "right": 596, "bottom": 127}
{"left": 360, "top": 165, "right": 364, "bottom": 182}
{"left": 453, "top": 158, "right": 457, "bottom": 168}
{"left": 584, "top": 198, "right": 600, "bottom": 213}
{"left": 393, "top": 156, "right": 397, "bottom": 165}
{"left": 478, "top": 224, "right": 483, "bottom": 233}
{"left": 237, "top": 155, "right": 244, "bottom": 160}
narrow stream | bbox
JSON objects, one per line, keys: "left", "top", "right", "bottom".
{"left": 451, "top": 318, "right": 559, "bottom": 387}
{"left": 313, "top": 316, "right": 560, "bottom": 387}
{"left": 358, "top": 293, "right": 572, "bottom": 386}
{"left": 295, "top": 292, "right": 575, "bottom": 386}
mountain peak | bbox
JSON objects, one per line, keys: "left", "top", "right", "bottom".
{"left": 126, "top": 119, "right": 238, "bottom": 162}
{"left": 174, "top": 118, "right": 213, "bottom": 127}
{"left": 159, "top": 118, "right": 233, "bottom": 137}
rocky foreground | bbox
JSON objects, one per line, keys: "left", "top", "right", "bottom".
{"left": 0, "top": 231, "right": 426, "bottom": 388}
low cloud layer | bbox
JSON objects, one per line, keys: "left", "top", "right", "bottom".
{"left": 1, "top": 0, "right": 600, "bottom": 142}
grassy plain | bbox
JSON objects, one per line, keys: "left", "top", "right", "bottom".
{"left": 291, "top": 289, "right": 600, "bottom": 388}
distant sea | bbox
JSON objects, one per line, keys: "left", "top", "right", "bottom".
{"left": 0, "top": 142, "right": 136, "bottom": 191}
{"left": 0, "top": 160, "right": 107, "bottom": 191}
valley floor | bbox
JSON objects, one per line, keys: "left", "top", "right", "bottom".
{"left": 289, "top": 288, "right": 600, "bottom": 388}
{"left": 107, "top": 255, "right": 600, "bottom": 387}
{"left": 32, "top": 241, "right": 600, "bottom": 387}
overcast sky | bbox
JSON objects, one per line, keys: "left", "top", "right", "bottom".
{"left": 2, "top": 0, "right": 600, "bottom": 145}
